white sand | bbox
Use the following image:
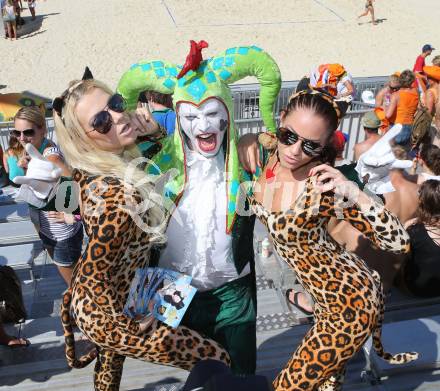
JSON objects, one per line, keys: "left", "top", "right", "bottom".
{"left": 2, "top": 0, "right": 440, "bottom": 99}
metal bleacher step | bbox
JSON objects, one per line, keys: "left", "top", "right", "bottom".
{"left": 367, "top": 315, "right": 440, "bottom": 379}
{"left": 0, "top": 202, "right": 30, "bottom": 223}
{"left": 0, "top": 242, "right": 46, "bottom": 268}
{"left": 0, "top": 220, "right": 40, "bottom": 246}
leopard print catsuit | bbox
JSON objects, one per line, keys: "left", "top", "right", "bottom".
{"left": 250, "top": 175, "right": 418, "bottom": 391}
{"left": 60, "top": 170, "right": 230, "bottom": 391}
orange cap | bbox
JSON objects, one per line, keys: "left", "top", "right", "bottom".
{"left": 328, "top": 64, "right": 346, "bottom": 77}
{"left": 423, "top": 65, "right": 440, "bottom": 81}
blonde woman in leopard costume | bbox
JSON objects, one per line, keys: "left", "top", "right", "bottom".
{"left": 53, "top": 79, "right": 229, "bottom": 391}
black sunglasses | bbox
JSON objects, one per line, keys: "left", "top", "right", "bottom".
{"left": 389, "top": 86, "right": 400, "bottom": 92}
{"left": 87, "top": 94, "right": 127, "bottom": 134}
{"left": 276, "top": 127, "right": 322, "bottom": 157}
{"left": 10, "top": 128, "right": 36, "bottom": 138}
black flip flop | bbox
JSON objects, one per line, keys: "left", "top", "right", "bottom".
{"left": 285, "top": 289, "right": 313, "bottom": 316}
{"left": 0, "top": 337, "right": 30, "bottom": 349}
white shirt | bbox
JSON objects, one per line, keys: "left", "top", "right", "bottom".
{"left": 421, "top": 172, "right": 440, "bottom": 182}
{"left": 337, "top": 73, "right": 355, "bottom": 98}
{"left": 158, "top": 148, "right": 250, "bottom": 291}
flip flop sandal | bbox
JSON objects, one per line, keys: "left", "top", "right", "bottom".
{"left": 285, "top": 289, "right": 313, "bottom": 316}
{"left": 1, "top": 337, "right": 31, "bottom": 349}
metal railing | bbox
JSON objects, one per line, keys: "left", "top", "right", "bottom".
{"left": 1, "top": 76, "right": 385, "bottom": 161}
{"left": 0, "top": 109, "right": 367, "bottom": 162}
{"left": 230, "top": 76, "right": 387, "bottom": 121}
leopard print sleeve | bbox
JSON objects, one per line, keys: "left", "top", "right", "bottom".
{"left": 316, "top": 184, "right": 410, "bottom": 255}
{"left": 76, "top": 172, "right": 142, "bottom": 335}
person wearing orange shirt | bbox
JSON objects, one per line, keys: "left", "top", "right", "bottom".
{"left": 386, "top": 70, "right": 419, "bottom": 146}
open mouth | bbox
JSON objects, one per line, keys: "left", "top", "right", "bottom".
{"left": 196, "top": 133, "right": 217, "bottom": 153}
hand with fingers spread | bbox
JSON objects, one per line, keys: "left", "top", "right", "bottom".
{"left": 237, "top": 133, "right": 261, "bottom": 173}
{"left": 13, "top": 143, "right": 63, "bottom": 199}
{"left": 310, "top": 164, "right": 380, "bottom": 212}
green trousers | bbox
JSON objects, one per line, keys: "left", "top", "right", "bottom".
{"left": 181, "top": 274, "right": 257, "bottom": 375}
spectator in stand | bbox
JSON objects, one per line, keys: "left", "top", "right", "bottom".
{"left": 422, "top": 65, "right": 440, "bottom": 147}
{"left": 138, "top": 90, "right": 176, "bottom": 135}
{"left": 423, "top": 66, "right": 440, "bottom": 115}
{"left": 27, "top": 0, "right": 35, "bottom": 20}
{"left": 386, "top": 70, "right": 419, "bottom": 147}
{"left": 434, "top": 77, "right": 440, "bottom": 147}
{"left": 415, "top": 143, "right": 440, "bottom": 184}
{"left": 383, "top": 145, "right": 420, "bottom": 224}
{"left": 354, "top": 110, "right": 381, "bottom": 161}
{"left": 413, "top": 44, "right": 435, "bottom": 74}
{"left": 0, "top": 145, "right": 7, "bottom": 188}
{"left": 336, "top": 70, "right": 355, "bottom": 100}
{"left": 399, "top": 180, "right": 440, "bottom": 298}
{"left": 2, "top": 0, "right": 16, "bottom": 40}
{"left": 12, "top": 107, "right": 84, "bottom": 286}
{"left": 309, "top": 63, "right": 350, "bottom": 97}
{"left": 2, "top": 135, "right": 25, "bottom": 183}
{"left": 375, "top": 73, "right": 401, "bottom": 111}
{"left": 432, "top": 56, "right": 440, "bottom": 67}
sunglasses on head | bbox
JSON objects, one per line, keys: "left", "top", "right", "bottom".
{"left": 276, "top": 127, "right": 322, "bottom": 157}
{"left": 86, "top": 94, "right": 127, "bottom": 134}
{"left": 10, "top": 128, "right": 35, "bottom": 138}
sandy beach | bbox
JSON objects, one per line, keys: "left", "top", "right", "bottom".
{"left": 2, "top": 0, "right": 440, "bottom": 100}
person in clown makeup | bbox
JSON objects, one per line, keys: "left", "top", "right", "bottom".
{"left": 117, "top": 42, "right": 281, "bottom": 374}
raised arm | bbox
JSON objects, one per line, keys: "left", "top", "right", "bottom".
{"left": 385, "top": 93, "right": 398, "bottom": 119}
{"left": 375, "top": 87, "right": 386, "bottom": 108}
{"left": 425, "top": 89, "right": 436, "bottom": 115}
{"left": 309, "top": 164, "right": 410, "bottom": 254}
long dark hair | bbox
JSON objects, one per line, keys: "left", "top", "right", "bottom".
{"left": 418, "top": 180, "right": 440, "bottom": 226}
{"left": 282, "top": 91, "right": 347, "bottom": 165}
{"left": 420, "top": 143, "right": 440, "bottom": 175}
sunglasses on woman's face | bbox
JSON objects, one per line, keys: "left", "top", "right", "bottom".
{"left": 10, "top": 128, "right": 36, "bottom": 138}
{"left": 389, "top": 86, "right": 400, "bottom": 92}
{"left": 276, "top": 127, "right": 322, "bottom": 157}
{"left": 87, "top": 94, "right": 127, "bottom": 134}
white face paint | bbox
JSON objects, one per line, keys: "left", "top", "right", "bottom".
{"left": 177, "top": 98, "right": 229, "bottom": 157}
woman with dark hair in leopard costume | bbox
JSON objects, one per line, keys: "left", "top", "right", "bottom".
{"left": 239, "top": 89, "right": 418, "bottom": 390}
{"left": 52, "top": 78, "right": 229, "bottom": 390}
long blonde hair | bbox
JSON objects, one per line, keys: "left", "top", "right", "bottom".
{"left": 54, "top": 79, "right": 166, "bottom": 243}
